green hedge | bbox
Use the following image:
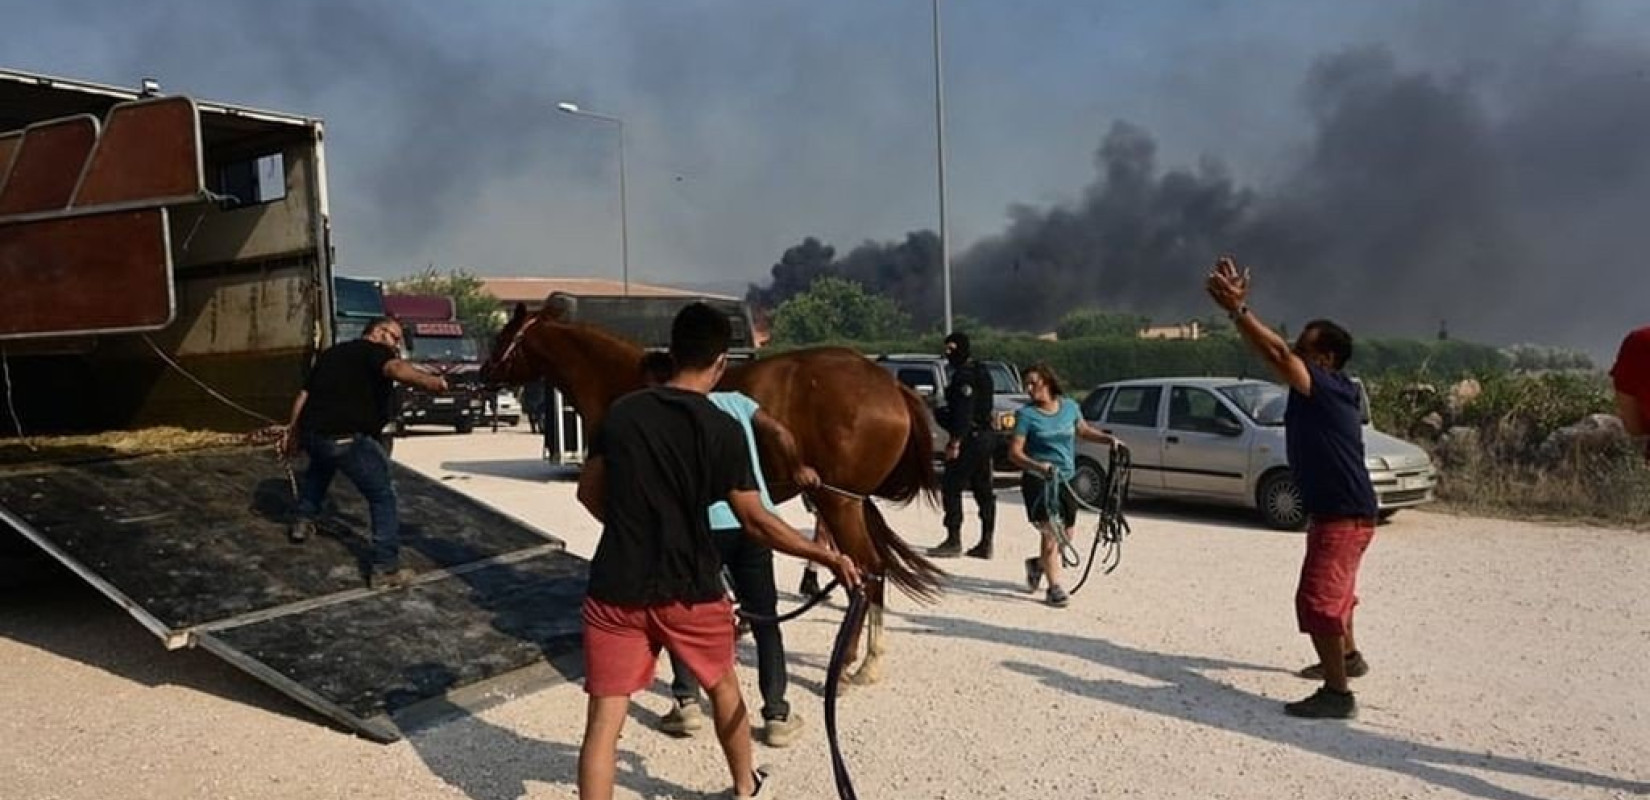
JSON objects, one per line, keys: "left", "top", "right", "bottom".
{"left": 765, "top": 334, "right": 1510, "bottom": 390}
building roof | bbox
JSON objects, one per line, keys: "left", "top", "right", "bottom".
{"left": 479, "top": 277, "right": 739, "bottom": 306}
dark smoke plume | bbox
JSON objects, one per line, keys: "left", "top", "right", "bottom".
{"left": 759, "top": 42, "right": 1650, "bottom": 350}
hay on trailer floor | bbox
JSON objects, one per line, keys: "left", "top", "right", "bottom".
{"left": 0, "top": 427, "right": 277, "bottom": 472}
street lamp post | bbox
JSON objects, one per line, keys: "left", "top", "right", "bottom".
{"left": 557, "top": 101, "right": 630, "bottom": 296}
{"left": 932, "top": 0, "right": 953, "bottom": 335}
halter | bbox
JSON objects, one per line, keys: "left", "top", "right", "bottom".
{"left": 489, "top": 314, "right": 542, "bottom": 381}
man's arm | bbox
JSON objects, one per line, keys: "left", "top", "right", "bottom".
{"left": 1205, "top": 256, "right": 1313, "bottom": 396}
{"left": 383, "top": 359, "right": 449, "bottom": 393}
{"left": 730, "top": 491, "right": 860, "bottom": 588}
{"left": 278, "top": 390, "right": 309, "bottom": 457}
{"left": 576, "top": 455, "right": 607, "bottom": 522}
{"left": 1617, "top": 393, "right": 1647, "bottom": 438}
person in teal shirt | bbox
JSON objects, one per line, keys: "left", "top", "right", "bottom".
{"left": 1007, "top": 362, "right": 1124, "bottom": 607}
{"left": 640, "top": 352, "right": 819, "bottom": 748}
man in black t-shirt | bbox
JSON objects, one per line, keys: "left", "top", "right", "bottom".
{"left": 278, "top": 317, "right": 449, "bottom": 589}
{"left": 574, "top": 303, "right": 859, "bottom": 800}
{"left": 1207, "top": 256, "right": 1379, "bottom": 721}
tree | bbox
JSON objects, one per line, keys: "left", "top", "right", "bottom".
{"left": 1054, "top": 308, "right": 1151, "bottom": 340}
{"left": 769, "top": 277, "right": 911, "bottom": 344}
{"left": 385, "top": 267, "right": 503, "bottom": 341}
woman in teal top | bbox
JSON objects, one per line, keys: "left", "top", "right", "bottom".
{"left": 1008, "top": 363, "right": 1125, "bottom": 607}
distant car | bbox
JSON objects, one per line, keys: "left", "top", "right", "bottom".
{"left": 491, "top": 389, "right": 522, "bottom": 426}
{"left": 873, "top": 354, "right": 1028, "bottom": 469}
{"left": 1071, "top": 377, "right": 1437, "bottom": 530}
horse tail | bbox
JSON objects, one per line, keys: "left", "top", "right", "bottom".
{"left": 874, "top": 385, "right": 941, "bottom": 506}
{"left": 863, "top": 499, "right": 946, "bottom": 601}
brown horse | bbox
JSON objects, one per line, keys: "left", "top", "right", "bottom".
{"left": 481, "top": 301, "right": 945, "bottom": 685}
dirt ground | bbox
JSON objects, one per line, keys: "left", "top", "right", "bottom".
{"left": 1, "top": 425, "right": 1646, "bottom": 799}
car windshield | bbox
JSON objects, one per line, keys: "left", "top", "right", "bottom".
{"left": 407, "top": 335, "right": 478, "bottom": 362}
{"left": 1218, "top": 383, "right": 1288, "bottom": 426}
{"left": 985, "top": 362, "right": 1022, "bottom": 394}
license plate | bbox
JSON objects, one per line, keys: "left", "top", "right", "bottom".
{"left": 1399, "top": 476, "right": 1428, "bottom": 490}
{"left": 434, "top": 397, "right": 453, "bottom": 405}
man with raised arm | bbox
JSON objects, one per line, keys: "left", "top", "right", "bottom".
{"left": 1205, "top": 256, "right": 1378, "bottom": 720}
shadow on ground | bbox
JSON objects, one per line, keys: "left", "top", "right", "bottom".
{"left": 893, "top": 611, "right": 1649, "bottom": 800}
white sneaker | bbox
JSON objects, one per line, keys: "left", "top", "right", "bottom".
{"left": 762, "top": 713, "right": 805, "bottom": 748}
{"left": 733, "top": 766, "right": 775, "bottom": 799}
{"left": 659, "top": 699, "right": 704, "bottom": 736}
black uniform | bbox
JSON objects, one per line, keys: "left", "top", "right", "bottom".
{"left": 940, "top": 358, "right": 997, "bottom": 546}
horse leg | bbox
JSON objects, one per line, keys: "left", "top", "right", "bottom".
{"left": 849, "top": 579, "right": 887, "bottom": 686}
{"left": 814, "top": 493, "right": 869, "bottom": 690}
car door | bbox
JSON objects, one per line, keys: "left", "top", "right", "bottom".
{"left": 1160, "top": 385, "right": 1252, "bottom": 500}
{"left": 1098, "top": 384, "right": 1164, "bottom": 490}
{"left": 889, "top": 364, "right": 948, "bottom": 455}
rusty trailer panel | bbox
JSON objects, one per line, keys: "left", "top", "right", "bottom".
{"left": 0, "top": 208, "right": 175, "bottom": 339}
{"left": 0, "top": 114, "right": 98, "bottom": 216}
{"left": 71, "top": 96, "right": 204, "bottom": 208}
{"left": 0, "top": 131, "right": 19, "bottom": 188}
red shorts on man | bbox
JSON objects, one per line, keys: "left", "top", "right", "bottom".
{"left": 1296, "top": 515, "right": 1376, "bottom": 637}
{"left": 582, "top": 596, "right": 736, "bottom": 697}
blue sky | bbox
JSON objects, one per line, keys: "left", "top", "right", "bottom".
{"left": 4, "top": 0, "right": 1648, "bottom": 351}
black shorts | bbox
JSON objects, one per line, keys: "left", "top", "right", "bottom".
{"left": 1021, "top": 473, "right": 1078, "bottom": 529}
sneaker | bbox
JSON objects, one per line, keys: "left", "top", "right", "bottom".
{"left": 763, "top": 713, "right": 805, "bottom": 748}
{"left": 1045, "top": 585, "right": 1070, "bottom": 608}
{"left": 1284, "top": 687, "right": 1357, "bottom": 719}
{"left": 1297, "top": 651, "right": 1371, "bottom": 681}
{"left": 798, "top": 569, "right": 821, "bottom": 597}
{"left": 1024, "top": 557, "right": 1044, "bottom": 592}
{"left": 965, "top": 542, "right": 994, "bottom": 560}
{"left": 369, "top": 567, "right": 417, "bottom": 590}
{"left": 735, "top": 766, "right": 775, "bottom": 799}
{"left": 289, "top": 519, "right": 316, "bottom": 544}
{"left": 660, "top": 698, "right": 704, "bottom": 736}
{"left": 927, "top": 540, "right": 963, "bottom": 558}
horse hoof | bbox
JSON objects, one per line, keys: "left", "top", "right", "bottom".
{"left": 849, "top": 666, "right": 882, "bottom": 686}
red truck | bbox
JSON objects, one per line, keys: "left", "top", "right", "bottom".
{"left": 381, "top": 294, "right": 486, "bottom": 433}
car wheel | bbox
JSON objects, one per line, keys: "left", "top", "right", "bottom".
{"left": 1257, "top": 471, "right": 1306, "bottom": 531}
{"left": 1377, "top": 509, "right": 1399, "bottom": 524}
{"left": 1071, "top": 458, "right": 1107, "bottom": 508}
{"left": 455, "top": 418, "right": 474, "bottom": 434}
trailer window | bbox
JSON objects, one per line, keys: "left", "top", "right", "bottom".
{"left": 220, "top": 152, "right": 286, "bottom": 206}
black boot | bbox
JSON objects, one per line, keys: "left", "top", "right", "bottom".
{"left": 928, "top": 532, "right": 963, "bottom": 558}
{"left": 965, "top": 528, "right": 994, "bottom": 560}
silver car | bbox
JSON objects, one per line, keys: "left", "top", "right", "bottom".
{"left": 1070, "top": 377, "right": 1437, "bottom": 529}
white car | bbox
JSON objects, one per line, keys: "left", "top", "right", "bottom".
{"left": 1071, "top": 377, "right": 1436, "bottom": 529}
{"left": 491, "top": 390, "right": 522, "bottom": 426}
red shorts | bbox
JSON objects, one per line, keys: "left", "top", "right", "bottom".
{"left": 1296, "top": 516, "right": 1376, "bottom": 637}
{"left": 582, "top": 596, "right": 736, "bottom": 697}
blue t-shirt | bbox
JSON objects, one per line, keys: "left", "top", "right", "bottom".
{"left": 1284, "top": 364, "right": 1379, "bottom": 518}
{"left": 1012, "top": 397, "right": 1081, "bottom": 478}
{"left": 706, "top": 391, "right": 777, "bottom": 530}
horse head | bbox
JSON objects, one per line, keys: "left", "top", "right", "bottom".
{"left": 480, "top": 302, "right": 539, "bottom": 387}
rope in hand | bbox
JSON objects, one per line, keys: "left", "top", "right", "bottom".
{"left": 1067, "top": 444, "right": 1133, "bottom": 596}
{"left": 140, "top": 335, "right": 299, "bottom": 499}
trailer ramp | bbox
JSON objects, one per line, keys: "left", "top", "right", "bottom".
{"left": 0, "top": 446, "right": 587, "bottom": 742}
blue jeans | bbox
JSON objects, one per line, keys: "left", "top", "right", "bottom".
{"left": 297, "top": 432, "right": 400, "bottom": 573}
{"left": 670, "top": 529, "right": 789, "bottom": 721}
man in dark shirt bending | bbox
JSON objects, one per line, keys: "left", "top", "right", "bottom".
{"left": 574, "top": 303, "right": 860, "bottom": 800}
{"left": 1207, "top": 256, "right": 1379, "bottom": 720}
{"left": 279, "top": 316, "right": 448, "bottom": 589}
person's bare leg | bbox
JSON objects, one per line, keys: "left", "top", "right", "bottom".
{"left": 1039, "top": 524, "right": 1062, "bottom": 587}
{"left": 1311, "top": 633, "right": 1350, "bottom": 692}
{"left": 1343, "top": 611, "right": 1357, "bottom": 656}
{"left": 578, "top": 695, "right": 631, "bottom": 800}
{"left": 704, "top": 668, "right": 757, "bottom": 797}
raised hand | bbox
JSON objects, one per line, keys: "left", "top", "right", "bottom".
{"left": 1206, "top": 255, "right": 1251, "bottom": 313}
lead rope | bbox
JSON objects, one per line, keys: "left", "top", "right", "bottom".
{"left": 823, "top": 582, "right": 872, "bottom": 800}
{"left": 139, "top": 334, "right": 299, "bottom": 500}
{"left": 1067, "top": 445, "right": 1133, "bottom": 596}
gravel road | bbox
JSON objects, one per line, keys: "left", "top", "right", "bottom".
{"left": 1, "top": 425, "right": 1645, "bottom": 799}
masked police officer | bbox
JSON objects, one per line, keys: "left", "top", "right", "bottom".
{"left": 930, "top": 331, "right": 999, "bottom": 559}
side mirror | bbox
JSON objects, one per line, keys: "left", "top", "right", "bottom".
{"left": 1213, "top": 416, "right": 1244, "bottom": 437}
